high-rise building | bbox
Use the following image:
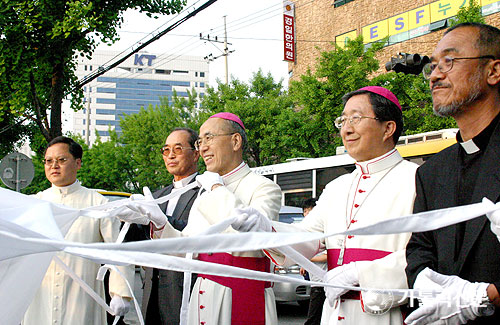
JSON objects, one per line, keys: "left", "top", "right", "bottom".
{"left": 73, "top": 50, "right": 208, "bottom": 144}
{"left": 288, "top": 0, "right": 500, "bottom": 80}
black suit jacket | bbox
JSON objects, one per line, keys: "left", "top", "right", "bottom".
{"left": 406, "top": 123, "right": 500, "bottom": 323}
{"left": 141, "top": 176, "right": 199, "bottom": 325}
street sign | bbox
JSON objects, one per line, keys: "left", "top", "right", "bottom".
{"left": 0, "top": 152, "right": 35, "bottom": 191}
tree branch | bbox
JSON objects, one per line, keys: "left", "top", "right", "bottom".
{"left": 29, "top": 71, "right": 51, "bottom": 141}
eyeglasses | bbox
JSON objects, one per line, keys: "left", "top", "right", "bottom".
{"left": 194, "top": 133, "right": 236, "bottom": 150}
{"left": 43, "top": 157, "right": 70, "bottom": 166}
{"left": 422, "top": 55, "right": 495, "bottom": 79}
{"left": 334, "top": 115, "right": 380, "bottom": 129}
{"left": 160, "top": 145, "right": 195, "bottom": 156}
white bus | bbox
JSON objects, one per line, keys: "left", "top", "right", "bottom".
{"left": 252, "top": 129, "right": 458, "bottom": 206}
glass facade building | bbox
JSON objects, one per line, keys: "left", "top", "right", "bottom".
{"left": 73, "top": 50, "right": 208, "bottom": 144}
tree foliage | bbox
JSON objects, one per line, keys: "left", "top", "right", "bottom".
{"left": 117, "top": 90, "right": 204, "bottom": 192}
{"left": 371, "top": 72, "right": 456, "bottom": 134}
{"left": 0, "top": 113, "right": 34, "bottom": 158}
{"left": 450, "top": 0, "right": 485, "bottom": 26}
{"left": 0, "top": 0, "right": 186, "bottom": 143}
{"left": 77, "top": 132, "right": 136, "bottom": 192}
{"left": 288, "top": 37, "right": 386, "bottom": 157}
{"left": 202, "top": 70, "right": 295, "bottom": 166}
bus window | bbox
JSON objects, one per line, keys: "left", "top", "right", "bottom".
{"left": 284, "top": 191, "right": 313, "bottom": 207}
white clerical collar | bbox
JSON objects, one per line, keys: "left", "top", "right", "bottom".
{"left": 222, "top": 161, "right": 245, "bottom": 178}
{"left": 222, "top": 161, "right": 248, "bottom": 185}
{"left": 173, "top": 172, "right": 197, "bottom": 189}
{"left": 355, "top": 149, "right": 402, "bottom": 175}
{"left": 51, "top": 179, "right": 81, "bottom": 195}
{"left": 459, "top": 139, "right": 481, "bottom": 154}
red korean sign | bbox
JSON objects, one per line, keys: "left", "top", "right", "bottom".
{"left": 283, "top": 2, "right": 295, "bottom": 62}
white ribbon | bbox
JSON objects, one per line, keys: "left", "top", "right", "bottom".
{"left": 1, "top": 187, "right": 500, "bottom": 325}
{"left": 97, "top": 264, "right": 144, "bottom": 325}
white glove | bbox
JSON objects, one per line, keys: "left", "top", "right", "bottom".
{"left": 110, "top": 295, "right": 131, "bottom": 316}
{"left": 406, "top": 268, "right": 491, "bottom": 325}
{"left": 114, "top": 195, "right": 150, "bottom": 225}
{"left": 324, "top": 262, "right": 359, "bottom": 307}
{"left": 486, "top": 200, "right": 500, "bottom": 243}
{"left": 196, "top": 171, "right": 224, "bottom": 192}
{"left": 231, "top": 207, "right": 272, "bottom": 232}
{"left": 124, "top": 187, "right": 167, "bottom": 228}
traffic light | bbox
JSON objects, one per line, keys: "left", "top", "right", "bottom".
{"left": 385, "top": 52, "right": 430, "bottom": 75}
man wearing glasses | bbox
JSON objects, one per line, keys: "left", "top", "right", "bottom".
{"left": 151, "top": 112, "right": 282, "bottom": 324}
{"left": 141, "top": 127, "right": 200, "bottom": 325}
{"left": 405, "top": 23, "right": 500, "bottom": 324}
{"left": 239, "top": 86, "right": 418, "bottom": 324}
{"left": 23, "top": 136, "right": 134, "bottom": 325}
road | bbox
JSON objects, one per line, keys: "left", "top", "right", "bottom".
{"left": 128, "top": 268, "right": 309, "bottom": 324}
{"left": 277, "top": 301, "right": 308, "bottom": 324}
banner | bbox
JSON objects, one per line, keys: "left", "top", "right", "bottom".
{"left": 283, "top": 1, "right": 295, "bottom": 62}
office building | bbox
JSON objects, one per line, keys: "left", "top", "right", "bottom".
{"left": 73, "top": 50, "right": 208, "bottom": 144}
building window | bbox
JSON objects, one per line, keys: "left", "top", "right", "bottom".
{"left": 89, "top": 65, "right": 93, "bottom": 71}
{"left": 200, "top": 82, "right": 205, "bottom": 88}
{"left": 200, "top": 72, "right": 205, "bottom": 77}
{"left": 333, "top": 0, "right": 355, "bottom": 8}
{"left": 155, "top": 69, "right": 171, "bottom": 74}
{"left": 195, "top": 72, "right": 198, "bottom": 77}
{"left": 173, "top": 70, "right": 189, "bottom": 74}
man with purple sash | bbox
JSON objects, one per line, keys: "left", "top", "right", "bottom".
{"left": 159, "top": 112, "right": 282, "bottom": 324}
{"left": 264, "top": 87, "right": 418, "bottom": 324}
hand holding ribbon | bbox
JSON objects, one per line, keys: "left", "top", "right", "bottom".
{"left": 118, "top": 187, "right": 167, "bottom": 228}
{"left": 230, "top": 207, "right": 272, "bottom": 232}
{"left": 406, "top": 268, "right": 492, "bottom": 325}
{"left": 324, "top": 262, "right": 359, "bottom": 307}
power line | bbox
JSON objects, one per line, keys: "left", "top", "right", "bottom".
{"left": 0, "top": 1, "right": 217, "bottom": 137}
{"left": 80, "top": 1, "right": 294, "bottom": 85}
{"left": 94, "top": 0, "right": 205, "bottom": 71}
{"left": 73, "top": 0, "right": 218, "bottom": 92}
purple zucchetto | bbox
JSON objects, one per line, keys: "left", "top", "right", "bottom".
{"left": 209, "top": 112, "right": 245, "bottom": 130}
{"left": 357, "top": 86, "right": 402, "bottom": 111}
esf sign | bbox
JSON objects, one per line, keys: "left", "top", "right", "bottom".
{"left": 362, "top": 0, "right": 471, "bottom": 43}
{"left": 134, "top": 54, "right": 157, "bottom": 66}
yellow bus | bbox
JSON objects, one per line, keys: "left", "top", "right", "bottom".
{"left": 252, "top": 129, "right": 458, "bottom": 206}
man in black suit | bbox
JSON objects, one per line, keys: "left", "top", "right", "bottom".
{"left": 405, "top": 23, "right": 500, "bottom": 324}
{"left": 141, "top": 127, "right": 200, "bottom": 325}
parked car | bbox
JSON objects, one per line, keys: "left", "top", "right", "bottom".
{"left": 272, "top": 206, "right": 311, "bottom": 307}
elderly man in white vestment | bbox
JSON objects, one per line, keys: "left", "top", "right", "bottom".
{"left": 241, "top": 87, "right": 418, "bottom": 325}
{"left": 124, "top": 112, "right": 282, "bottom": 324}
{"left": 22, "top": 136, "right": 134, "bottom": 325}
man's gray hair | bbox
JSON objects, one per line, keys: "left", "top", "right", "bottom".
{"left": 225, "top": 120, "right": 247, "bottom": 150}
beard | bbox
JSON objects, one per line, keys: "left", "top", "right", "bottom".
{"left": 433, "top": 69, "right": 483, "bottom": 117}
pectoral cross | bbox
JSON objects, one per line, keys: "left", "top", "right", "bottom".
{"left": 337, "top": 238, "right": 345, "bottom": 266}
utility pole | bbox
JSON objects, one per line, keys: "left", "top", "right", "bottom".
{"left": 201, "top": 16, "right": 234, "bottom": 84}
{"left": 224, "top": 15, "right": 228, "bottom": 85}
